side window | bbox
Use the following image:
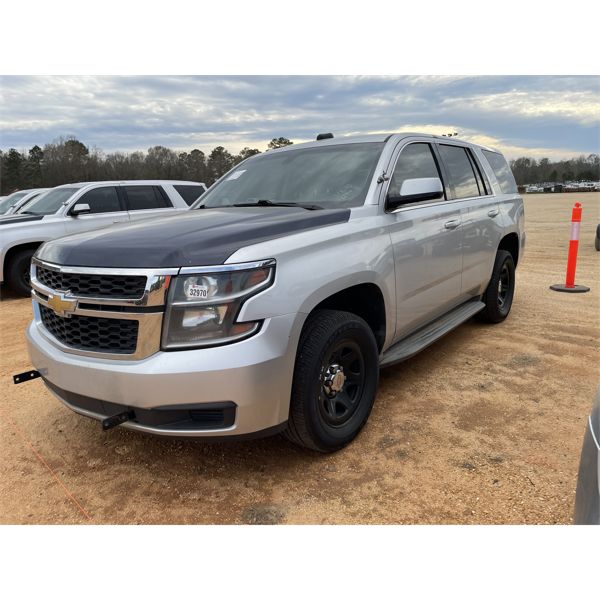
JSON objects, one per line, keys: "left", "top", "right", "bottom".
{"left": 124, "top": 186, "right": 171, "bottom": 211}
{"left": 482, "top": 150, "right": 518, "bottom": 194}
{"left": 387, "top": 143, "right": 442, "bottom": 200}
{"left": 74, "top": 187, "right": 121, "bottom": 214}
{"left": 439, "top": 145, "right": 480, "bottom": 199}
{"left": 466, "top": 150, "right": 490, "bottom": 195}
{"left": 174, "top": 185, "right": 204, "bottom": 206}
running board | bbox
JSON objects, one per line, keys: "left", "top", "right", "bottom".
{"left": 379, "top": 300, "right": 485, "bottom": 368}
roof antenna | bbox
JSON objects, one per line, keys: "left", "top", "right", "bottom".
{"left": 316, "top": 133, "right": 334, "bottom": 140}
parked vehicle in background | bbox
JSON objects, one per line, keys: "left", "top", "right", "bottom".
{"left": 574, "top": 389, "right": 600, "bottom": 524}
{"left": 0, "top": 180, "right": 206, "bottom": 295}
{"left": 23, "top": 133, "right": 525, "bottom": 452}
{"left": 0, "top": 188, "right": 50, "bottom": 215}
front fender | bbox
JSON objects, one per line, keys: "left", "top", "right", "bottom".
{"left": 231, "top": 216, "right": 397, "bottom": 347}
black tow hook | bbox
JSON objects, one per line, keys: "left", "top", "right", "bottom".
{"left": 102, "top": 410, "right": 135, "bottom": 431}
{"left": 13, "top": 370, "right": 41, "bottom": 384}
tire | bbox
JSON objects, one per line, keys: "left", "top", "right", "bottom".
{"left": 476, "top": 250, "right": 515, "bottom": 324}
{"left": 283, "top": 309, "right": 379, "bottom": 453}
{"left": 595, "top": 224, "right": 600, "bottom": 251}
{"left": 6, "top": 249, "right": 35, "bottom": 297}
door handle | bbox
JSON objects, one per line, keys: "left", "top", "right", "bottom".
{"left": 444, "top": 219, "right": 460, "bottom": 230}
{"left": 487, "top": 208, "right": 499, "bottom": 218}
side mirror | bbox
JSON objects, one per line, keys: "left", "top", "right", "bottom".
{"left": 70, "top": 203, "right": 91, "bottom": 216}
{"left": 387, "top": 177, "right": 444, "bottom": 210}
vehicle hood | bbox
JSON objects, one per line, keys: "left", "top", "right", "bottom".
{"left": 0, "top": 213, "right": 45, "bottom": 226}
{"left": 36, "top": 207, "right": 351, "bottom": 268}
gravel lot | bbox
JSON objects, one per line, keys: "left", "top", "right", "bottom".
{"left": 1, "top": 193, "right": 599, "bottom": 524}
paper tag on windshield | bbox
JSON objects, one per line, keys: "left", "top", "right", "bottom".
{"left": 186, "top": 284, "right": 209, "bottom": 299}
{"left": 226, "top": 170, "right": 246, "bottom": 181}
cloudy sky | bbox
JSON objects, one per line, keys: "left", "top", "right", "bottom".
{"left": 1, "top": 75, "right": 598, "bottom": 159}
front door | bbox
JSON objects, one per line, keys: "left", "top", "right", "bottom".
{"left": 65, "top": 185, "right": 129, "bottom": 234}
{"left": 385, "top": 142, "right": 463, "bottom": 341}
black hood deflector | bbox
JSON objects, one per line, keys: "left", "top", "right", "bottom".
{"left": 37, "top": 207, "right": 351, "bottom": 268}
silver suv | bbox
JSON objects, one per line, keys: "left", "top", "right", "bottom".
{"left": 0, "top": 180, "right": 206, "bottom": 295}
{"left": 24, "top": 133, "right": 525, "bottom": 452}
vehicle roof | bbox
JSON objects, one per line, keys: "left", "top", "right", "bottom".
{"left": 52, "top": 180, "right": 205, "bottom": 189}
{"left": 267, "top": 132, "right": 499, "bottom": 154}
{"left": 7, "top": 187, "right": 49, "bottom": 195}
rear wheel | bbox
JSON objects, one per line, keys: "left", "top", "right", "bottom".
{"left": 476, "top": 249, "right": 515, "bottom": 324}
{"left": 284, "top": 309, "right": 379, "bottom": 452}
{"left": 6, "top": 249, "right": 35, "bottom": 297}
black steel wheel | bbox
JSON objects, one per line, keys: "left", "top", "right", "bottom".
{"left": 318, "top": 339, "right": 366, "bottom": 428}
{"left": 497, "top": 261, "right": 511, "bottom": 310}
{"left": 476, "top": 249, "right": 515, "bottom": 324}
{"left": 284, "top": 309, "right": 379, "bottom": 452}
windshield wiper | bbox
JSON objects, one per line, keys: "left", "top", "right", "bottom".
{"left": 232, "top": 199, "right": 323, "bottom": 210}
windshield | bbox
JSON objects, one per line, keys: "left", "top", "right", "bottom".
{"left": 196, "top": 142, "right": 384, "bottom": 210}
{"left": 21, "top": 187, "right": 79, "bottom": 215}
{"left": 0, "top": 191, "right": 29, "bottom": 213}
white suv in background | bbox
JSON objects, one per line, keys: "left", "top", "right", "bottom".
{"left": 0, "top": 180, "right": 206, "bottom": 295}
{"left": 0, "top": 188, "right": 51, "bottom": 215}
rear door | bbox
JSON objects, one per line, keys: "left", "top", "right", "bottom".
{"left": 436, "top": 143, "right": 503, "bottom": 297}
{"left": 123, "top": 185, "right": 178, "bottom": 222}
{"left": 385, "top": 141, "right": 464, "bottom": 340}
{"left": 65, "top": 185, "right": 129, "bottom": 234}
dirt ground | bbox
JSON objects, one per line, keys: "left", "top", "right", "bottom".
{"left": 1, "top": 193, "right": 599, "bottom": 525}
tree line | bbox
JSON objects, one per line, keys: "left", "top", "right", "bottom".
{"left": 1, "top": 136, "right": 598, "bottom": 194}
{"left": 509, "top": 154, "right": 599, "bottom": 185}
{"left": 0, "top": 136, "right": 293, "bottom": 195}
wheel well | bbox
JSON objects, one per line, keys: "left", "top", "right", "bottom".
{"left": 312, "top": 283, "right": 386, "bottom": 351}
{"left": 499, "top": 233, "right": 519, "bottom": 267}
{"left": 3, "top": 242, "right": 43, "bottom": 277}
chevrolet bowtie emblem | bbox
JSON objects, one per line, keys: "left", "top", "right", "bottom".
{"left": 47, "top": 293, "right": 77, "bottom": 317}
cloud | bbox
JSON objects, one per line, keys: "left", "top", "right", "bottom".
{"left": 0, "top": 75, "right": 598, "bottom": 160}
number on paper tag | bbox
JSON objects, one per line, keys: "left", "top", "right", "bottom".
{"left": 187, "top": 284, "right": 209, "bottom": 299}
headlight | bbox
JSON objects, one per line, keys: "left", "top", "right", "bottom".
{"left": 162, "top": 260, "right": 275, "bottom": 349}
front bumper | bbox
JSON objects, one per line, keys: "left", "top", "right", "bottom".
{"left": 26, "top": 313, "right": 302, "bottom": 438}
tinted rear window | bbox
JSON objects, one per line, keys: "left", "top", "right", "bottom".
{"left": 174, "top": 185, "right": 204, "bottom": 206}
{"left": 124, "top": 186, "right": 171, "bottom": 211}
{"left": 483, "top": 150, "right": 518, "bottom": 194}
{"left": 439, "top": 145, "right": 480, "bottom": 199}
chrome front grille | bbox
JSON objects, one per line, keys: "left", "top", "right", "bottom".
{"left": 36, "top": 266, "right": 146, "bottom": 299}
{"left": 30, "top": 258, "right": 178, "bottom": 360}
{"left": 40, "top": 306, "right": 139, "bottom": 354}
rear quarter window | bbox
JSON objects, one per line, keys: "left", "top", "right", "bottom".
{"left": 174, "top": 185, "right": 204, "bottom": 206}
{"left": 482, "top": 150, "right": 518, "bottom": 194}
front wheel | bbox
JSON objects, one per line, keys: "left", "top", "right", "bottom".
{"left": 6, "top": 249, "right": 35, "bottom": 297}
{"left": 283, "top": 309, "right": 379, "bottom": 452}
{"left": 476, "top": 249, "right": 515, "bottom": 324}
